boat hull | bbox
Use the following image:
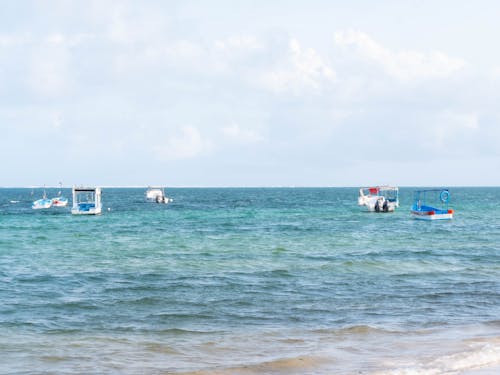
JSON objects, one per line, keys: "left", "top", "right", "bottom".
{"left": 71, "top": 203, "right": 102, "bottom": 215}
{"left": 411, "top": 210, "right": 453, "bottom": 220}
{"left": 359, "top": 196, "right": 398, "bottom": 212}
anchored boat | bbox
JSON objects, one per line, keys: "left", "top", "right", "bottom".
{"left": 51, "top": 183, "right": 69, "bottom": 207}
{"left": 358, "top": 186, "right": 399, "bottom": 212}
{"left": 71, "top": 187, "right": 102, "bottom": 215}
{"left": 32, "top": 190, "right": 52, "bottom": 210}
{"left": 51, "top": 196, "right": 69, "bottom": 207}
{"left": 145, "top": 186, "right": 173, "bottom": 204}
{"left": 411, "top": 189, "right": 454, "bottom": 220}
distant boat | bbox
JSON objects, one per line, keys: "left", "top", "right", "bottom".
{"left": 71, "top": 187, "right": 102, "bottom": 215}
{"left": 32, "top": 189, "right": 52, "bottom": 209}
{"left": 51, "top": 196, "right": 69, "bottom": 207}
{"left": 411, "top": 189, "right": 454, "bottom": 220}
{"left": 358, "top": 186, "right": 399, "bottom": 212}
{"left": 51, "top": 183, "right": 68, "bottom": 207}
{"left": 145, "top": 186, "right": 173, "bottom": 204}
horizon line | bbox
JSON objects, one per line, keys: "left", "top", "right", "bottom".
{"left": 1, "top": 185, "right": 499, "bottom": 189}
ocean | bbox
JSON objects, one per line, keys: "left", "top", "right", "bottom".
{"left": 1, "top": 187, "right": 499, "bottom": 374}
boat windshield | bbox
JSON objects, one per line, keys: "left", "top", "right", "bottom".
{"left": 379, "top": 188, "right": 398, "bottom": 201}
{"left": 361, "top": 187, "right": 398, "bottom": 199}
{"left": 75, "top": 191, "right": 95, "bottom": 203}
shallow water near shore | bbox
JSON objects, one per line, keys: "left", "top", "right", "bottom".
{"left": 1, "top": 187, "right": 499, "bottom": 373}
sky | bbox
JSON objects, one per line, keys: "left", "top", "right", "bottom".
{"left": 1, "top": 0, "right": 500, "bottom": 187}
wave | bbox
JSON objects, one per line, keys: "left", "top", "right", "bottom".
{"left": 177, "top": 327, "right": 500, "bottom": 375}
{"left": 179, "top": 355, "right": 330, "bottom": 375}
{"left": 373, "top": 336, "right": 500, "bottom": 375}
{"left": 313, "top": 324, "right": 402, "bottom": 336}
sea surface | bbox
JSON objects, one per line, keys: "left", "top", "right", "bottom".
{"left": 1, "top": 187, "right": 499, "bottom": 374}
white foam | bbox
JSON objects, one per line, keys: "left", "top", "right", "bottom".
{"left": 376, "top": 339, "right": 500, "bottom": 375}
{"left": 432, "top": 341, "right": 500, "bottom": 373}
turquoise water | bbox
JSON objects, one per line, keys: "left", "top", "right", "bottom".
{"left": 1, "top": 187, "right": 500, "bottom": 374}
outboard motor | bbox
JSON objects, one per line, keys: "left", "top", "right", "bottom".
{"left": 383, "top": 200, "right": 389, "bottom": 212}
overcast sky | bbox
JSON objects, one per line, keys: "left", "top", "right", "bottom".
{"left": 1, "top": 0, "right": 500, "bottom": 187}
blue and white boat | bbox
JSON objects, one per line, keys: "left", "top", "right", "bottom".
{"left": 32, "top": 190, "right": 53, "bottom": 209}
{"left": 71, "top": 187, "right": 102, "bottom": 215}
{"left": 411, "top": 189, "right": 454, "bottom": 220}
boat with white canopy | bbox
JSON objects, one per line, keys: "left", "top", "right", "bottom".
{"left": 71, "top": 187, "right": 102, "bottom": 215}
{"left": 145, "top": 186, "right": 173, "bottom": 204}
{"left": 358, "top": 186, "right": 399, "bottom": 212}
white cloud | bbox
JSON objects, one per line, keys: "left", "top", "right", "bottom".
{"left": 45, "top": 33, "right": 65, "bottom": 45}
{"left": 28, "top": 43, "right": 72, "bottom": 97}
{"left": 334, "top": 30, "right": 466, "bottom": 81}
{"left": 428, "top": 111, "right": 479, "bottom": 149}
{"left": 260, "top": 38, "right": 336, "bottom": 94}
{"left": 211, "top": 35, "right": 265, "bottom": 73}
{"left": 106, "top": 4, "right": 173, "bottom": 46}
{"left": 113, "top": 39, "right": 205, "bottom": 75}
{"left": 52, "top": 111, "right": 63, "bottom": 129}
{"left": 491, "top": 66, "right": 500, "bottom": 80}
{"left": 167, "top": 40, "right": 204, "bottom": 60}
{"left": 44, "top": 32, "right": 96, "bottom": 47}
{"left": 153, "top": 126, "right": 212, "bottom": 161}
{"left": 0, "top": 33, "right": 29, "bottom": 47}
{"left": 214, "top": 36, "right": 263, "bottom": 52}
{"left": 221, "top": 123, "right": 265, "bottom": 143}
{"left": 443, "top": 111, "right": 479, "bottom": 130}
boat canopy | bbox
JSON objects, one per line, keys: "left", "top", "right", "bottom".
{"left": 413, "top": 189, "right": 451, "bottom": 207}
{"left": 360, "top": 186, "right": 399, "bottom": 201}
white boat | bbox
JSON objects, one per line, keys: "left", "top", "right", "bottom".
{"left": 411, "top": 189, "right": 454, "bottom": 220}
{"left": 51, "top": 183, "right": 69, "bottom": 207}
{"left": 145, "top": 186, "right": 173, "bottom": 204}
{"left": 32, "top": 190, "right": 52, "bottom": 209}
{"left": 71, "top": 187, "right": 102, "bottom": 215}
{"left": 358, "top": 186, "right": 399, "bottom": 212}
{"left": 51, "top": 196, "right": 69, "bottom": 207}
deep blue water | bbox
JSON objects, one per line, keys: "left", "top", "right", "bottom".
{"left": 1, "top": 187, "right": 499, "bottom": 374}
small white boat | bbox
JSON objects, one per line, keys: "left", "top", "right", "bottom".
{"left": 51, "top": 183, "right": 69, "bottom": 207}
{"left": 145, "top": 186, "right": 173, "bottom": 204}
{"left": 32, "top": 190, "right": 52, "bottom": 209}
{"left": 51, "top": 196, "right": 69, "bottom": 207}
{"left": 411, "top": 189, "right": 454, "bottom": 220}
{"left": 32, "top": 197, "right": 52, "bottom": 209}
{"left": 358, "top": 186, "right": 399, "bottom": 212}
{"left": 71, "top": 187, "right": 102, "bottom": 215}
